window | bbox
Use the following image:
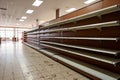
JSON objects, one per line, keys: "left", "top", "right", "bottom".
{"left": 0, "top": 28, "right": 30, "bottom": 40}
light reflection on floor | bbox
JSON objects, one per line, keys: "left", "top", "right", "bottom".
{"left": 0, "top": 41, "right": 90, "bottom": 80}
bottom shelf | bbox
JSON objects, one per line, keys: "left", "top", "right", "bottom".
{"left": 23, "top": 42, "right": 120, "bottom": 80}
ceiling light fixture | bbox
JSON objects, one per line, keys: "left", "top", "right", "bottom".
{"left": 32, "top": 0, "right": 43, "bottom": 7}
{"left": 19, "top": 19, "right": 24, "bottom": 22}
{"left": 40, "top": 21, "right": 45, "bottom": 23}
{"left": 26, "top": 9, "right": 34, "bottom": 14}
{"left": 21, "top": 16, "right": 27, "bottom": 19}
{"left": 84, "top": 0, "right": 96, "bottom": 4}
{"left": 66, "top": 8, "right": 77, "bottom": 13}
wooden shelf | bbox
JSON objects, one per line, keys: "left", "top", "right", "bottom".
{"left": 39, "top": 49, "right": 120, "bottom": 80}
{"left": 40, "top": 37, "right": 118, "bottom": 41}
{"left": 40, "top": 21, "right": 120, "bottom": 33}
{"left": 27, "top": 27, "right": 39, "bottom": 33}
{"left": 41, "top": 5, "right": 120, "bottom": 29}
{"left": 23, "top": 2, "right": 120, "bottom": 80}
{"left": 40, "top": 41, "right": 120, "bottom": 55}
{"left": 40, "top": 43, "right": 120, "bottom": 65}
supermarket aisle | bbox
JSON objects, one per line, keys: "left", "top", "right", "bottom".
{"left": 0, "top": 41, "right": 89, "bottom": 80}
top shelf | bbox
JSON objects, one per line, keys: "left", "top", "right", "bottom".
{"left": 39, "top": 21, "right": 120, "bottom": 34}
{"left": 26, "top": 27, "right": 39, "bottom": 33}
{"left": 40, "top": 5, "right": 120, "bottom": 29}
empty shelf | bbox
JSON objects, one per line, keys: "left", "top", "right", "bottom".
{"left": 40, "top": 37, "right": 118, "bottom": 41}
{"left": 41, "top": 5, "right": 120, "bottom": 29}
{"left": 40, "top": 41, "right": 120, "bottom": 55}
{"left": 39, "top": 49, "right": 120, "bottom": 80}
{"left": 27, "top": 28, "right": 39, "bottom": 33}
{"left": 23, "top": 42, "right": 40, "bottom": 50}
{"left": 40, "top": 43, "right": 120, "bottom": 65}
{"left": 40, "top": 21, "right": 120, "bottom": 33}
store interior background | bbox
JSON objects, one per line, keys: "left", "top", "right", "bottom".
{"left": 0, "top": 0, "right": 101, "bottom": 42}
{"left": 0, "top": 28, "right": 29, "bottom": 41}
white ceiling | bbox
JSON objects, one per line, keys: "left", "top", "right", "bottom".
{"left": 0, "top": 0, "right": 91, "bottom": 28}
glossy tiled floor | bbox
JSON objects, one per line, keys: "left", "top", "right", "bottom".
{"left": 0, "top": 41, "right": 90, "bottom": 80}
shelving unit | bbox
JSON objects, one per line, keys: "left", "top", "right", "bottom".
{"left": 41, "top": 5, "right": 120, "bottom": 29}
{"left": 22, "top": 31, "right": 27, "bottom": 42}
{"left": 23, "top": 27, "right": 40, "bottom": 47}
{"left": 39, "top": 37, "right": 118, "bottom": 41}
{"left": 23, "top": 3, "right": 120, "bottom": 80}
{"left": 0, "top": 37, "right": 1, "bottom": 44}
{"left": 40, "top": 41, "right": 120, "bottom": 56}
{"left": 39, "top": 21, "right": 120, "bottom": 33}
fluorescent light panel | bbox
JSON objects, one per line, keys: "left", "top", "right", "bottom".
{"left": 32, "top": 0, "right": 43, "bottom": 7}
{"left": 26, "top": 9, "right": 34, "bottom": 14}
{"left": 66, "top": 8, "right": 77, "bottom": 13}
{"left": 40, "top": 21, "right": 45, "bottom": 23}
{"left": 84, "top": 0, "right": 96, "bottom": 4}
{"left": 21, "top": 16, "right": 27, "bottom": 19}
{"left": 19, "top": 19, "right": 24, "bottom": 22}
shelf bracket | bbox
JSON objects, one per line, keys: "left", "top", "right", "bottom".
{"left": 116, "top": 38, "right": 119, "bottom": 42}
{"left": 97, "top": 14, "right": 102, "bottom": 20}
{"left": 97, "top": 27, "right": 102, "bottom": 31}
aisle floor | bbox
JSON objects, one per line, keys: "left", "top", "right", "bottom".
{"left": 0, "top": 41, "right": 89, "bottom": 80}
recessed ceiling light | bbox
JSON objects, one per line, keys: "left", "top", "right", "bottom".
{"left": 19, "top": 19, "right": 24, "bottom": 22}
{"left": 84, "top": 0, "right": 96, "bottom": 4}
{"left": 21, "top": 16, "right": 27, "bottom": 19}
{"left": 32, "top": 0, "right": 43, "bottom": 7}
{"left": 26, "top": 9, "right": 34, "bottom": 14}
{"left": 66, "top": 8, "right": 77, "bottom": 13}
{"left": 40, "top": 21, "right": 45, "bottom": 23}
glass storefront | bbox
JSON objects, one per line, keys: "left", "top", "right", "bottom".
{"left": 0, "top": 28, "right": 29, "bottom": 41}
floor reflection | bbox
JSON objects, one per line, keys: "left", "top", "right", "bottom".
{"left": 0, "top": 41, "right": 89, "bottom": 80}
